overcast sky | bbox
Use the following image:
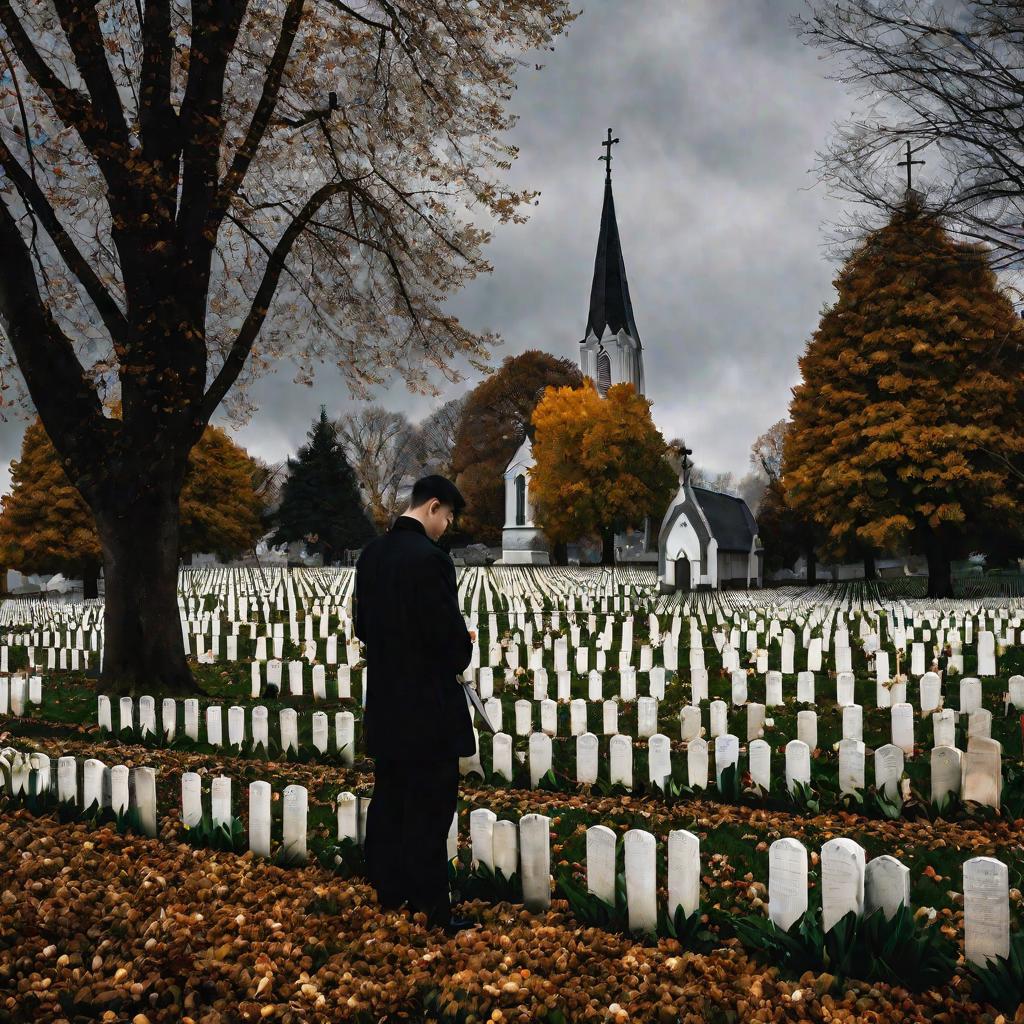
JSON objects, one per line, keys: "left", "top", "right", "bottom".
{"left": 0, "top": 0, "right": 865, "bottom": 494}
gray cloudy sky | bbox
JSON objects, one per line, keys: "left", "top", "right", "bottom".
{"left": 0, "top": 0, "right": 862, "bottom": 493}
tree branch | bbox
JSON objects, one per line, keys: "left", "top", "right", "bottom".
{"left": 0, "top": 196, "right": 107, "bottom": 473}
{"left": 200, "top": 179, "right": 356, "bottom": 420}
{"left": 176, "top": 0, "right": 248, "bottom": 258}
{"left": 52, "top": 0, "right": 132, "bottom": 154}
{"left": 0, "top": 2, "right": 127, "bottom": 181}
{"left": 212, "top": 0, "right": 305, "bottom": 230}
{"left": 138, "top": 0, "right": 181, "bottom": 221}
{"left": 0, "top": 137, "right": 129, "bottom": 345}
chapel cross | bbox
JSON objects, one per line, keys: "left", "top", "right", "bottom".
{"left": 680, "top": 444, "right": 694, "bottom": 484}
{"left": 599, "top": 128, "right": 619, "bottom": 183}
{"left": 897, "top": 140, "right": 927, "bottom": 191}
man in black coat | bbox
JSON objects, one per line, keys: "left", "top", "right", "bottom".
{"left": 355, "top": 475, "right": 480, "bottom": 935}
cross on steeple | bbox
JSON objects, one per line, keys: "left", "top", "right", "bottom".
{"left": 897, "top": 140, "right": 927, "bottom": 191}
{"left": 599, "top": 127, "right": 619, "bottom": 183}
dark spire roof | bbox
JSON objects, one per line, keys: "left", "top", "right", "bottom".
{"left": 585, "top": 176, "right": 642, "bottom": 350}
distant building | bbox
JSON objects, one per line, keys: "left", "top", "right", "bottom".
{"left": 658, "top": 457, "right": 763, "bottom": 590}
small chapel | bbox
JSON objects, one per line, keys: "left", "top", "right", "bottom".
{"left": 657, "top": 447, "right": 764, "bottom": 591}
{"left": 500, "top": 130, "right": 762, "bottom": 587}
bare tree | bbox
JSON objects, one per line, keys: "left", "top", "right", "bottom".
{"left": 410, "top": 396, "right": 466, "bottom": 477}
{"left": 689, "top": 467, "right": 736, "bottom": 495}
{"left": 736, "top": 470, "right": 768, "bottom": 514}
{"left": 250, "top": 456, "right": 287, "bottom": 530}
{"left": 336, "top": 406, "right": 418, "bottom": 529}
{"left": 798, "top": 0, "right": 1024, "bottom": 270}
{"left": 749, "top": 419, "right": 787, "bottom": 483}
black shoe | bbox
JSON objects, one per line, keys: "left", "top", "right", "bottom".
{"left": 441, "top": 915, "right": 481, "bottom": 937}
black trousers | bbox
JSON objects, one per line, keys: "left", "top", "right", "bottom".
{"left": 364, "top": 754, "right": 459, "bottom": 923}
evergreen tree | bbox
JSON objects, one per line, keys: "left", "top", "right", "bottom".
{"left": 273, "top": 408, "right": 376, "bottom": 562}
{"left": 784, "top": 197, "right": 1024, "bottom": 597}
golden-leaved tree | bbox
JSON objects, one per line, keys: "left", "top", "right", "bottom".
{"left": 0, "top": 420, "right": 265, "bottom": 597}
{"left": 529, "top": 382, "right": 677, "bottom": 564}
{"left": 784, "top": 197, "right": 1024, "bottom": 597}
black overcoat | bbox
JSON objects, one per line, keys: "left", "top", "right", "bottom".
{"left": 354, "top": 515, "right": 475, "bottom": 759}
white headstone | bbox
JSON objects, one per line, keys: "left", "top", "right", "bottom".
{"left": 768, "top": 837, "right": 808, "bottom": 932}
{"left": 821, "top": 837, "right": 865, "bottom": 932}
{"left": 249, "top": 780, "right": 272, "bottom": 857}
{"left": 667, "top": 829, "right": 700, "bottom": 920}
{"left": 864, "top": 855, "right": 910, "bottom": 921}
{"left": 624, "top": 829, "right": 658, "bottom": 935}
{"left": 838, "top": 739, "right": 865, "bottom": 795}
{"left": 519, "top": 814, "right": 551, "bottom": 912}
{"left": 874, "top": 743, "right": 904, "bottom": 802}
{"left": 930, "top": 745, "right": 962, "bottom": 805}
{"left": 963, "top": 856, "right": 1010, "bottom": 966}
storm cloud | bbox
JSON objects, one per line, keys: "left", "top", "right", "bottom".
{"left": 0, "top": 0, "right": 862, "bottom": 493}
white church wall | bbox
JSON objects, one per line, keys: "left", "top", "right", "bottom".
{"left": 706, "top": 538, "right": 719, "bottom": 588}
{"left": 719, "top": 550, "right": 754, "bottom": 587}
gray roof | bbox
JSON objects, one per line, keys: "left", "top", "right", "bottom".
{"left": 692, "top": 486, "right": 758, "bottom": 552}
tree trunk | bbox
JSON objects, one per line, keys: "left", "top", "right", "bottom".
{"left": 552, "top": 540, "right": 567, "bottom": 565}
{"left": 601, "top": 527, "right": 616, "bottom": 566}
{"left": 82, "top": 568, "right": 99, "bottom": 600}
{"left": 94, "top": 481, "right": 199, "bottom": 697}
{"left": 863, "top": 552, "right": 877, "bottom": 580}
{"left": 924, "top": 531, "right": 954, "bottom": 599}
{"left": 806, "top": 546, "right": 817, "bottom": 585}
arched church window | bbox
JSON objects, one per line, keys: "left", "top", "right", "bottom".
{"left": 515, "top": 474, "right": 526, "bottom": 525}
{"left": 596, "top": 346, "right": 611, "bottom": 397}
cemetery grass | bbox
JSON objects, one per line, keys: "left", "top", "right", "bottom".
{"left": 2, "top": 808, "right": 1007, "bottom": 1024}
{"left": 2, "top": 597, "right": 1024, "bottom": 1020}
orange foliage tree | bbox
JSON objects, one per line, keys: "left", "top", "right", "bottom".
{"left": 529, "top": 382, "right": 677, "bottom": 564}
{"left": 784, "top": 198, "right": 1024, "bottom": 597}
{"left": 0, "top": 420, "right": 265, "bottom": 597}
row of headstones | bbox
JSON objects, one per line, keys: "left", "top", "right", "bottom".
{"left": 98, "top": 695, "right": 357, "bottom": 759}
{"left": 0, "top": 674, "right": 43, "bottom": 715}
{"left": 695, "top": 697, "right": 999, "bottom": 751}
{"left": 464, "top": 729, "right": 1003, "bottom": 808}
{"left": 338, "top": 749, "right": 1012, "bottom": 971}
{"left": 5, "top": 749, "right": 322, "bottom": 860}
{"left": 1, "top": 628, "right": 99, "bottom": 652}
{"left": 465, "top": 808, "right": 1011, "bottom": 968}
{"left": 250, "top": 660, "right": 365, "bottom": 701}
{"left": 1, "top": 624, "right": 100, "bottom": 651}
{"left": 1, "top": 645, "right": 92, "bottom": 672}
{"left": 487, "top": 622, "right": 999, "bottom": 688}
{"left": 489, "top": 689, "right": 999, "bottom": 755}
{"left": 475, "top": 661, "right": 981, "bottom": 715}
{"left": 29, "top": 647, "right": 94, "bottom": 671}
{"left": 193, "top": 633, "right": 363, "bottom": 665}
{"left": 0, "top": 749, "right": 158, "bottom": 837}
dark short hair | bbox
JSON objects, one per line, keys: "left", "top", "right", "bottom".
{"left": 409, "top": 475, "right": 466, "bottom": 514}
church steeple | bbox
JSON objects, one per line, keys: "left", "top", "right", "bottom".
{"left": 585, "top": 129, "right": 642, "bottom": 349}
{"left": 580, "top": 128, "right": 645, "bottom": 397}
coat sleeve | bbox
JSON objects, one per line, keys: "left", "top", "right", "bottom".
{"left": 353, "top": 548, "right": 369, "bottom": 644}
{"left": 418, "top": 547, "right": 473, "bottom": 677}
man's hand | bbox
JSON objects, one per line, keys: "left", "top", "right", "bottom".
{"left": 469, "top": 629, "right": 477, "bottom": 643}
